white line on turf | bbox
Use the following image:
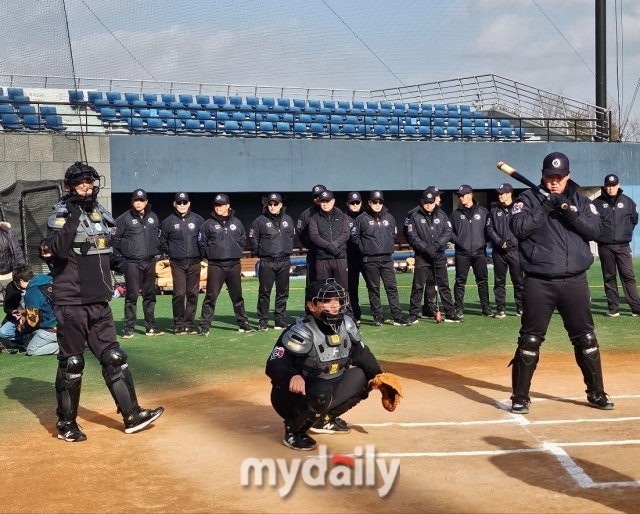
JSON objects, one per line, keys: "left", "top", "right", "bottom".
{"left": 359, "top": 415, "right": 640, "bottom": 428}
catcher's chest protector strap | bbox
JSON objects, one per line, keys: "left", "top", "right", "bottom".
{"left": 302, "top": 318, "right": 352, "bottom": 379}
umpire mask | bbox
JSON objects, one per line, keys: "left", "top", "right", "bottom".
{"left": 64, "top": 162, "right": 101, "bottom": 208}
{"left": 306, "top": 279, "right": 349, "bottom": 332}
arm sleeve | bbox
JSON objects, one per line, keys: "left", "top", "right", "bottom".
{"left": 265, "top": 341, "right": 305, "bottom": 389}
{"left": 330, "top": 215, "right": 352, "bottom": 249}
{"left": 159, "top": 219, "right": 169, "bottom": 254}
{"left": 509, "top": 195, "right": 550, "bottom": 240}
{"left": 350, "top": 340, "right": 382, "bottom": 380}
{"left": 569, "top": 199, "right": 602, "bottom": 240}
{"left": 110, "top": 215, "right": 125, "bottom": 251}
{"left": 632, "top": 201, "right": 639, "bottom": 228}
{"left": 8, "top": 229, "right": 25, "bottom": 267}
{"left": 297, "top": 214, "right": 310, "bottom": 248}
{"left": 485, "top": 213, "right": 502, "bottom": 246}
{"left": 249, "top": 219, "right": 260, "bottom": 256}
{"left": 47, "top": 216, "right": 81, "bottom": 259}
{"left": 405, "top": 217, "right": 429, "bottom": 254}
{"left": 19, "top": 289, "right": 41, "bottom": 334}
{"left": 350, "top": 219, "right": 363, "bottom": 252}
{"left": 237, "top": 221, "right": 246, "bottom": 249}
{"left": 436, "top": 216, "right": 453, "bottom": 250}
{"left": 308, "top": 216, "right": 331, "bottom": 250}
{"left": 197, "top": 224, "right": 208, "bottom": 257}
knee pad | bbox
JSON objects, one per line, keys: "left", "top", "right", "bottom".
{"left": 515, "top": 334, "right": 542, "bottom": 363}
{"left": 100, "top": 347, "right": 139, "bottom": 419}
{"left": 306, "top": 391, "right": 332, "bottom": 413}
{"left": 100, "top": 347, "right": 128, "bottom": 374}
{"left": 57, "top": 354, "right": 85, "bottom": 382}
{"left": 574, "top": 331, "right": 599, "bottom": 351}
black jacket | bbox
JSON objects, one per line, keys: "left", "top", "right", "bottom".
{"left": 296, "top": 205, "right": 319, "bottom": 250}
{"left": 351, "top": 207, "right": 397, "bottom": 258}
{"left": 198, "top": 209, "right": 246, "bottom": 266}
{"left": 2, "top": 280, "right": 22, "bottom": 324}
{"left": 450, "top": 201, "right": 489, "bottom": 254}
{"left": 345, "top": 207, "right": 363, "bottom": 260}
{"left": 308, "top": 207, "right": 351, "bottom": 260}
{"left": 486, "top": 202, "right": 519, "bottom": 252}
{"left": 249, "top": 209, "right": 295, "bottom": 261}
{"left": 592, "top": 188, "right": 638, "bottom": 246}
{"left": 405, "top": 205, "right": 452, "bottom": 258}
{"left": 112, "top": 206, "right": 161, "bottom": 262}
{"left": 0, "top": 224, "right": 25, "bottom": 275}
{"left": 160, "top": 210, "right": 204, "bottom": 264}
{"left": 510, "top": 180, "right": 601, "bottom": 278}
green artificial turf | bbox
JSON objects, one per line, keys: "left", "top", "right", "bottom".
{"left": 2, "top": 261, "right": 640, "bottom": 418}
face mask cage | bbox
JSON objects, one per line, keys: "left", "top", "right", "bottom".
{"left": 310, "top": 280, "right": 349, "bottom": 332}
{"left": 64, "top": 163, "right": 102, "bottom": 207}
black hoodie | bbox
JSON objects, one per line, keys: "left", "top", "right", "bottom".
{"left": 198, "top": 208, "right": 246, "bottom": 265}
{"left": 113, "top": 204, "right": 161, "bottom": 262}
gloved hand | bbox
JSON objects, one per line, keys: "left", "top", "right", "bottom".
{"left": 501, "top": 241, "right": 508, "bottom": 249}
{"left": 426, "top": 245, "right": 437, "bottom": 259}
{"left": 327, "top": 243, "right": 341, "bottom": 257}
{"left": 561, "top": 206, "right": 580, "bottom": 222}
{"left": 549, "top": 193, "right": 570, "bottom": 211}
{"left": 65, "top": 195, "right": 82, "bottom": 218}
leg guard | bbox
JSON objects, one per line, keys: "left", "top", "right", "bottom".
{"left": 287, "top": 391, "right": 332, "bottom": 434}
{"left": 55, "top": 355, "right": 85, "bottom": 423}
{"left": 328, "top": 389, "right": 369, "bottom": 418}
{"left": 100, "top": 347, "right": 140, "bottom": 422}
{"left": 572, "top": 332, "right": 604, "bottom": 393}
{"left": 508, "top": 335, "right": 541, "bottom": 398}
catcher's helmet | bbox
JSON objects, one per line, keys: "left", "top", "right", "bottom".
{"left": 64, "top": 162, "right": 101, "bottom": 206}
{"left": 305, "top": 278, "right": 349, "bottom": 331}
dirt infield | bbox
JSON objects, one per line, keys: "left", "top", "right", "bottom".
{"left": 3, "top": 353, "right": 640, "bottom": 513}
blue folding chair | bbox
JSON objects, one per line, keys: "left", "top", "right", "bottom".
{"left": 203, "top": 120, "right": 217, "bottom": 133}
{"left": 276, "top": 122, "right": 292, "bottom": 135}
{"left": 142, "top": 93, "right": 157, "bottom": 104}
{"left": 185, "top": 119, "right": 203, "bottom": 133}
{"left": 242, "top": 121, "right": 257, "bottom": 134}
{"left": 68, "top": 90, "right": 86, "bottom": 105}
{"left": 259, "top": 121, "right": 275, "bottom": 135}
{"left": 7, "top": 88, "right": 24, "bottom": 99}
{"left": 180, "top": 94, "right": 193, "bottom": 105}
{"left": 310, "top": 123, "right": 326, "bottom": 136}
{"left": 24, "top": 114, "right": 44, "bottom": 130}
{"left": 45, "top": 115, "right": 66, "bottom": 131}
{"left": 1, "top": 113, "right": 22, "bottom": 130}
{"left": 196, "top": 95, "right": 210, "bottom": 106}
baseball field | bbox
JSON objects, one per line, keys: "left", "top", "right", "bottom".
{"left": 2, "top": 264, "right": 640, "bottom": 513}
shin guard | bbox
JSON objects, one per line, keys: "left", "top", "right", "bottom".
{"left": 100, "top": 347, "right": 140, "bottom": 423}
{"left": 509, "top": 335, "right": 541, "bottom": 398}
{"left": 55, "top": 355, "right": 85, "bottom": 423}
{"left": 572, "top": 332, "right": 604, "bottom": 393}
{"left": 287, "top": 392, "right": 332, "bottom": 434}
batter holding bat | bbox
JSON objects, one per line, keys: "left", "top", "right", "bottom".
{"left": 505, "top": 152, "right": 614, "bottom": 414}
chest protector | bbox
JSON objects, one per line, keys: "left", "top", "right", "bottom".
{"left": 282, "top": 315, "right": 359, "bottom": 379}
{"left": 48, "top": 201, "right": 115, "bottom": 256}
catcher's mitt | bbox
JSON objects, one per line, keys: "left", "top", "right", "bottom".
{"left": 368, "top": 372, "right": 403, "bottom": 412}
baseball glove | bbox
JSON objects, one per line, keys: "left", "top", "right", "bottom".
{"left": 368, "top": 372, "right": 403, "bottom": 412}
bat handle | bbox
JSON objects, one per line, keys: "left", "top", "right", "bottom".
{"left": 560, "top": 203, "right": 569, "bottom": 210}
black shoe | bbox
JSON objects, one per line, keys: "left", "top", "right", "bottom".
{"left": 372, "top": 317, "right": 383, "bottom": 327}
{"left": 145, "top": 328, "right": 165, "bottom": 336}
{"left": 57, "top": 421, "right": 87, "bottom": 442}
{"left": 124, "top": 407, "right": 165, "bottom": 434}
{"left": 308, "top": 414, "right": 352, "bottom": 435}
{"left": 456, "top": 309, "right": 465, "bottom": 320}
{"left": 174, "top": 327, "right": 188, "bottom": 336}
{"left": 482, "top": 308, "right": 494, "bottom": 317}
{"left": 511, "top": 395, "right": 530, "bottom": 414}
{"left": 258, "top": 320, "right": 269, "bottom": 332}
{"left": 198, "top": 327, "right": 209, "bottom": 337}
{"left": 587, "top": 391, "right": 614, "bottom": 410}
{"left": 283, "top": 430, "right": 317, "bottom": 451}
{"left": 494, "top": 311, "right": 506, "bottom": 319}
{"left": 186, "top": 327, "right": 198, "bottom": 335}
{"left": 407, "top": 315, "right": 419, "bottom": 325}
{"left": 421, "top": 310, "right": 436, "bottom": 319}
{"left": 444, "top": 313, "right": 463, "bottom": 323}
{"left": 238, "top": 322, "right": 255, "bottom": 333}
{"left": 516, "top": 309, "right": 523, "bottom": 317}
{"left": 274, "top": 321, "right": 288, "bottom": 330}
{"left": 121, "top": 331, "right": 134, "bottom": 339}
{"left": 605, "top": 310, "right": 620, "bottom": 317}
{"left": 393, "top": 316, "right": 409, "bottom": 326}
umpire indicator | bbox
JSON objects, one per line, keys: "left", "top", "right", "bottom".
{"left": 508, "top": 152, "right": 614, "bottom": 414}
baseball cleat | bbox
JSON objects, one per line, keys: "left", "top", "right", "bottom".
{"left": 511, "top": 395, "right": 530, "bottom": 414}
{"left": 587, "top": 392, "right": 614, "bottom": 410}
{"left": 308, "top": 415, "right": 351, "bottom": 435}
{"left": 124, "top": 407, "right": 165, "bottom": 434}
{"left": 283, "top": 431, "right": 317, "bottom": 451}
{"left": 56, "top": 421, "right": 87, "bottom": 442}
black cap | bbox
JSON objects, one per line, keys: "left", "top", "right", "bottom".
{"left": 305, "top": 278, "right": 345, "bottom": 302}
{"left": 421, "top": 190, "right": 437, "bottom": 204}
{"left": 174, "top": 192, "right": 189, "bottom": 202}
{"left": 132, "top": 189, "right": 147, "bottom": 200}
{"left": 370, "top": 190, "right": 384, "bottom": 202}
{"left": 348, "top": 192, "right": 362, "bottom": 203}
{"left": 496, "top": 183, "right": 514, "bottom": 194}
{"left": 267, "top": 193, "right": 282, "bottom": 203}
{"left": 213, "top": 193, "right": 230, "bottom": 205}
{"left": 425, "top": 186, "right": 441, "bottom": 196}
{"left": 311, "top": 184, "right": 327, "bottom": 197}
{"left": 318, "top": 190, "right": 334, "bottom": 201}
{"left": 456, "top": 184, "right": 473, "bottom": 196}
{"left": 542, "top": 152, "right": 570, "bottom": 177}
{"left": 604, "top": 174, "right": 619, "bottom": 186}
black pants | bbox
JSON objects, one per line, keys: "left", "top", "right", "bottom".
{"left": 347, "top": 254, "right": 364, "bottom": 320}
{"left": 306, "top": 251, "right": 317, "bottom": 286}
{"left": 454, "top": 250, "right": 490, "bottom": 312}
{"left": 493, "top": 248, "right": 524, "bottom": 312}
{"left": 598, "top": 244, "right": 640, "bottom": 313}
{"left": 200, "top": 262, "right": 248, "bottom": 328}
{"left": 423, "top": 280, "right": 437, "bottom": 316}
{"left": 316, "top": 258, "right": 352, "bottom": 317}
{"left": 257, "top": 259, "right": 290, "bottom": 324}
{"left": 270, "top": 368, "right": 368, "bottom": 421}
{"left": 410, "top": 254, "right": 455, "bottom": 317}
{"left": 124, "top": 260, "right": 157, "bottom": 332}
{"left": 520, "top": 273, "right": 594, "bottom": 340}
{"left": 362, "top": 259, "right": 403, "bottom": 320}
{"left": 55, "top": 303, "right": 119, "bottom": 360}
{"left": 170, "top": 260, "right": 201, "bottom": 330}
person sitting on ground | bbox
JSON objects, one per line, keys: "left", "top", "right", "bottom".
{"left": 0, "top": 265, "right": 32, "bottom": 346}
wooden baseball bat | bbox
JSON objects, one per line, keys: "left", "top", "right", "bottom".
{"left": 496, "top": 161, "right": 568, "bottom": 210}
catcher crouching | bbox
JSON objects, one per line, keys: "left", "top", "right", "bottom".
{"left": 266, "top": 278, "right": 402, "bottom": 451}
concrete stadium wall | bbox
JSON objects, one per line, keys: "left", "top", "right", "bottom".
{"left": 0, "top": 133, "right": 112, "bottom": 210}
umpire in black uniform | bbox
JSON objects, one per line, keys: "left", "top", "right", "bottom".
{"left": 113, "top": 189, "right": 163, "bottom": 337}
{"left": 351, "top": 191, "right": 408, "bottom": 326}
{"left": 406, "top": 188, "right": 460, "bottom": 323}
{"left": 48, "top": 162, "right": 163, "bottom": 442}
{"left": 250, "top": 193, "right": 295, "bottom": 331}
{"left": 345, "top": 192, "right": 364, "bottom": 325}
{"left": 297, "top": 184, "right": 326, "bottom": 285}
{"left": 160, "top": 192, "right": 204, "bottom": 335}
{"left": 451, "top": 185, "right": 493, "bottom": 317}
{"left": 198, "top": 194, "right": 253, "bottom": 335}
{"left": 592, "top": 174, "right": 640, "bottom": 316}
{"left": 485, "top": 183, "right": 524, "bottom": 318}
{"left": 509, "top": 152, "right": 613, "bottom": 414}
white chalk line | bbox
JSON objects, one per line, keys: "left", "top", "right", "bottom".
{"left": 358, "top": 415, "right": 640, "bottom": 428}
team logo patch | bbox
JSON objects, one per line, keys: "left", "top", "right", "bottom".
{"left": 617, "top": 202, "right": 624, "bottom": 208}
{"left": 148, "top": 218, "right": 154, "bottom": 224}
{"left": 368, "top": 220, "right": 375, "bottom": 225}
{"left": 382, "top": 220, "right": 389, "bottom": 226}
{"left": 270, "top": 347, "right": 285, "bottom": 360}
{"left": 552, "top": 158, "right": 561, "bottom": 168}
{"left": 512, "top": 202, "right": 524, "bottom": 214}
{"left": 447, "top": 221, "right": 451, "bottom": 227}
{"left": 460, "top": 215, "right": 466, "bottom": 220}
{"left": 404, "top": 217, "right": 410, "bottom": 226}
{"left": 110, "top": 227, "right": 116, "bottom": 235}
{"left": 174, "top": 223, "right": 180, "bottom": 229}
{"left": 297, "top": 220, "right": 302, "bottom": 228}
{"left": 214, "top": 224, "right": 221, "bottom": 229}
{"left": 188, "top": 223, "right": 195, "bottom": 229}
{"left": 26, "top": 307, "right": 39, "bottom": 328}
{"left": 131, "top": 219, "right": 138, "bottom": 225}
{"left": 407, "top": 224, "right": 413, "bottom": 232}
{"left": 282, "top": 221, "right": 288, "bottom": 227}
{"left": 609, "top": 175, "right": 615, "bottom": 182}
{"left": 350, "top": 226, "right": 358, "bottom": 235}
{"left": 229, "top": 224, "right": 236, "bottom": 230}
{"left": 266, "top": 222, "right": 273, "bottom": 227}
{"left": 179, "top": 193, "right": 186, "bottom": 198}
{"left": 426, "top": 193, "right": 432, "bottom": 199}
{"left": 249, "top": 229, "right": 254, "bottom": 237}
{"left": 570, "top": 205, "right": 578, "bottom": 212}
{"left": 497, "top": 212, "right": 502, "bottom": 217}
{"left": 474, "top": 214, "right": 481, "bottom": 220}
{"left": 434, "top": 218, "right": 440, "bottom": 224}
{"left": 590, "top": 204, "right": 599, "bottom": 214}
{"left": 94, "top": 223, "right": 102, "bottom": 230}
{"left": 420, "top": 219, "right": 426, "bottom": 224}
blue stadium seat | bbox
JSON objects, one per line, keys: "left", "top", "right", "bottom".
{"left": 179, "top": 94, "right": 193, "bottom": 105}
{"left": 119, "top": 108, "right": 134, "bottom": 120}
{"left": 196, "top": 95, "right": 210, "bottom": 106}
{"left": 40, "top": 106, "right": 57, "bottom": 117}
{"left": 0, "top": 104, "right": 14, "bottom": 114}
{"left": 281, "top": 113, "right": 293, "bottom": 123}
{"left": 357, "top": 124, "right": 370, "bottom": 136}
{"left": 1, "top": 113, "right": 22, "bottom": 130}
{"left": 262, "top": 97, "right": 275, "bottom": 108}
{"left": 404, "top": 126, "right": 418, "bottom": 137}
{"left": 366, "top": 101, "right": 379, "bottom": 111}
{"left": 514, "top": 127, "right": 528, "bottom": 139}
{"left": 407, "top": 103, "right": 419, "bottom": 112}
{"left": 213, "top": 96, "right": 226, "bottom": 107}
{"left": 460, "top": 109, "right": 472, "bottom": 119}
{"left": 299, "top": 114, "right": 313, "bottom": 124}
{"left": 462, "top": 118, "right": 473, "bottom": 128}
{"left": 196, "top": 110, "right": 212, "bottom": 121}
{"left": 0, "top": 87, "right": 3, "bottom": 96}
{"left": 127, "top": 118, "right": 146, "bottom": 133}
{"left": 68, "top": 90, "right": 86, "bottom": 105}
{"left": 474, "top": 123, "right": 488, "bottom": 138}
{"left": 277, "top": 98, "right": 290, "bottom": 109}
{"left": 329, "top": 124, "right": 340, "bottom": 136}
{"left": 375, "top": 117, "right": 389, "bottom": 125}
{"left": 334, "top": 107, "right": 348, "bottom": 116}
{"left": 184, "top": 119, "right": 203, "bottom": 133}
{"left": 500, "top": 119, "right": 512, "bottom": 128}
{"left": 45, "top": 115, "right": 66, "bottom": 131}
{"left": 147, "top": 117, "right": 166, "bottom": 132}
{"left": 204, "top": 102, "right": 218, "bottom": 112}
{"left": 265, "top": 113, "right": 279, "bottom": 123}
{"left": 389, "top": 125, "right": 400, "bottom": 137}
{"left": 161, "top": 94, "right": 176, "bottom": 105}
{"left": 389, "top": 116, "right": 400, "bottom": 126}
{"left": 157, "top": 109, "right": 173, "bottom": 120}
{"left": 216, "top": 111, "right": 231, "bottom": 121}
{"left": 364, "top": 108, "right": 377, "bottom": 116}
{"left": 407, "top": 108, "right": 419, "bottom": 118}
{"left": 246, "top": 97, "right": 259, "bottom": 107}
{"left": 203, "top": 120, "right": 217, "bottom": 133}
{"left": 23, "top": 114, "right": 44, "bottom": 130}
{"left": 222, "top": 103, "right": 236, "bottom": 111}
{"left": 150, "top": 100, "right": 165, "bottom": 109}
{"left": 230, "top": 96, "right": 243, "bottom": 107}
{"left": 245, "top": 112, "right": 257, "bottom": 121}
{"left": 11, "top": 96, "right": 30, "bottom": 104}
{"left": 473, "top": 111, "right": 484, "bottom": 119}
{"left": 378, "top": 108, "right": 391, "bottom": 116}
{"left": 490, "top": 119, "right": 500, "bottom": 128}
{"left": 143, "top": 93, "right": 157, "bottom": 104}
{"left": 113, "top": 99, "right": 129, "bottom": 110}
{"left": 433, "top": 126, "right": 445, "bottom": 138}
{"left": 138, "top": 109, "right": 152, "bottom": 119}
{"left": 272, "top": 105, "right": 286, "bottom": 114}
{"left": 373, "top": 125, "right": 387, "bottom": 137}
{"left": 242, "top": 121, "right": 257, "bottom": 134}
{"left": 491, "top": 127, "right": 502, "bottom": 138}
{"left": 393, "top": 102, "right": 406, "bottom": 113}
{"left": 418, "top": 125, "right": 431, "bottom": 137}
{"left": 259, "top": 121, "right": 275, "bottom": 135}
{"left": 447, "top": 119, "right": 460, "bottom": 135}
{"left": 310, "top": 123, "right": 326, "bottom": 136}
{"left": 132, "top": 100, "right": 148, "bottom": 111}
{"left": 352, "top": 101, "right": 364, "bottom": 111}
{"left": 447, "top": 104, "right": 459, "bottom": 117}
{"left": 380, "top": 101, "right": 392, "bottom": 111}
{"left": 289, "top": 105, "right": 301, "bottom": 115}
{"left": 294, "top": 122, "right": 308, "bottom": 136}
{"left": 345, "top": 115, "right": 359, "bottom": 125}
{"left": 98, "top": 108, "right": 118, "bottom": 122}
{"left": 0, "top": 95, "right": 11, "bottom": 103}
{"left": 254, "top": 104, "right": 268, "bottom": 113}
{"left": 434, "top": 103, "right": 445, "bottom": 112}
{"left": 276, "top": 122, "right": 292, "bottom": 135}
{"left": 434, "top": 108, "right": 446, "bottom": 118}
{"left": 232, "top": 112, "right": 246, "bottom": 121}
{"left": 462, "top": 126, "right": 473, "bottom": 138}
{"left": 306, "top": 100, "right": 321, "bottom": 112}
{"left": 421, "top": 104, "right": 433, "bottom": 117}
{"left": 330, "top": 115, "right": 344, "bottom": 125}
{"left": 364, "top": 116, "right": 375, "bottom": 126}
{"left": 343, "top": 124, "right": 356, "bottom": 136}
{"left": 176, "top": 109, "right": 191, "bottom": 120}
{"left": 7, "top": 88, "right": 23, "bottom": 99}
{"left": 323, "top": 100, "right": 336, "bottom": 111}
{"left": 337, "top": 101, "right": 350, "bottom": 111}
{"left": 125, "top": 93, "right": 140, "bottom": 103}
{"left": 433, "top": 117, "right": 446, "bottom": 127}
{"left": 293, "top": 99, "right": 306, "bottom": 109}
{"left": 502, "top": 126, "right": 514, "bottom": 138}
{"left": 106, "top": 92, "right": 122, "bottom": 103}
{"left": 88, "top": 91, "right": 103, "bottom": 105}
{"left": 239, "top": 102, "right": 254, "bottom": 112}
{"left": 166, "top": 119, "right": 185, "bottom": 132}
{"left": 314, "top": 114, "right": 328, "bottom": 124}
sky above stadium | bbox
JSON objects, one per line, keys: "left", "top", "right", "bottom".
{"left": 2, "top": 0, "right": 640, "bottom": 122}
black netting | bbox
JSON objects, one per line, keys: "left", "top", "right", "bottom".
{"left": 21, "top": 187, "right": 62, "bottom": 274}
